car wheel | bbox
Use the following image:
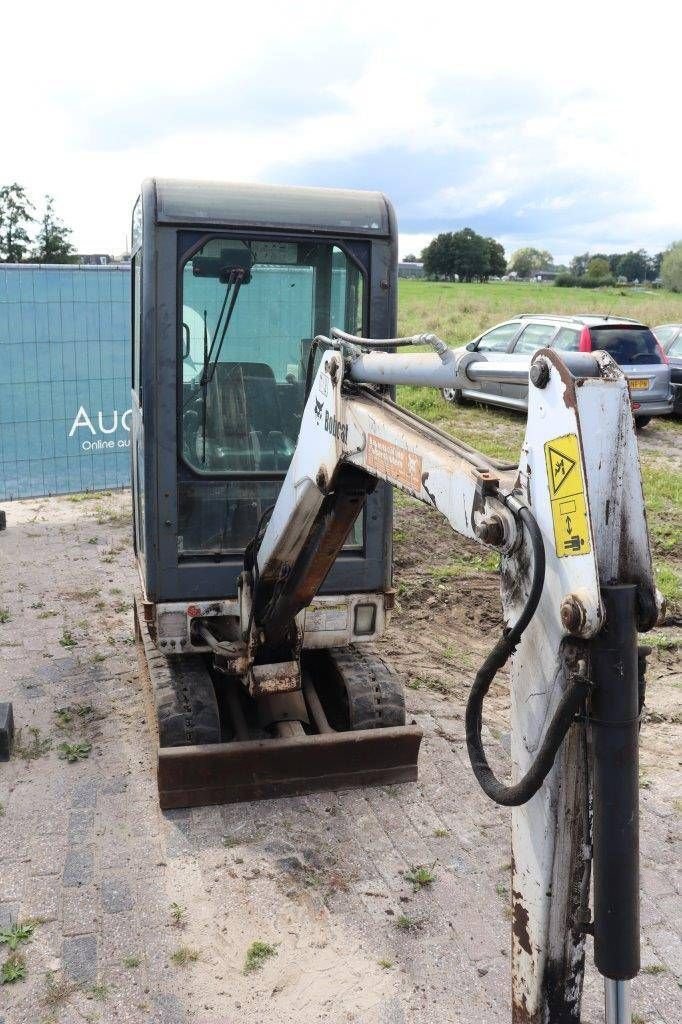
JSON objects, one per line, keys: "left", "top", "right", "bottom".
{"left": 635, "top": 417, "right": 651, "bottom": 430}
{"left": 442, "top": 387, "right": 464, "bottom": 405}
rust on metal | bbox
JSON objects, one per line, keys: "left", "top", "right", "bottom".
{"left": 512, "top": 894, "right": 533, "bottom": 956}
{"left": 247, "top": 660, "right": 300, "bottom": 697}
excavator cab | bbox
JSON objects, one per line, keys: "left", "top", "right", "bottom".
{"left": 130, "top": 179, "right": 421, "bottom": 806}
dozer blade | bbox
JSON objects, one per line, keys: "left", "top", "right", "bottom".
{"left": 157, "top": 726, "right": 422, "bottom": 809}
{"left": 135, "top": 598, "right": 422, "bottom": 810}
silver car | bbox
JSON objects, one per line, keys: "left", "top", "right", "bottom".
{"left": 653, "top": 324, "right": 682, "bottom": 414}
{"left": 443, "top": 314, "right": 672, "bottom": 426}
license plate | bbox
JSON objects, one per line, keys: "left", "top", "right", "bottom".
{"left": 628, "top": 378, "right": 649, "bottom": 390}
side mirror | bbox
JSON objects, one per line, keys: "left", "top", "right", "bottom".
{"left": 466, "top": 341, "right": 477, "bottom": 352}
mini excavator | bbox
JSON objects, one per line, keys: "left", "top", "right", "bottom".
{"left": 131, "top": 179, "right": 660, "bottom": 1023}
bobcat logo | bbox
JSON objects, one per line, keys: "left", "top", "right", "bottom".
{"left": 314, "top": 397, "right": 324, "bottom": 422}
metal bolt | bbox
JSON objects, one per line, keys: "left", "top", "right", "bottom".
{"left": 561, "top": 594, "right": 587, "bottom": 635}
{"left": 530, "top": 359, "right": 551, "bottom": 389}
{"left": 475, "top": 515, "right": 505, "bottom": 547}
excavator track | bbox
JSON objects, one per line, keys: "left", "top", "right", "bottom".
{"left": 320, "top": 646, "right": 406, "bottom": 730}
{"left": 135, "top": 600, "right": 421, "bottom": 809}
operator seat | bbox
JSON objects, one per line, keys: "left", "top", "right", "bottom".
{"left": 205, "top": 362, "right": 294, "bottom": 471}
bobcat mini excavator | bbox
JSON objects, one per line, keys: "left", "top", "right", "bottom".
{"left": 131, "top": 179, "right": 660, "bottom": 1024}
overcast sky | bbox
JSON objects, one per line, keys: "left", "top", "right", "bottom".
{"left": 3, "top": 2, "right": 678, "bottom": 263}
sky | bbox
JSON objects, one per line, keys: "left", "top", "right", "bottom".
{"left": 2, "top": 2, "right": 679, "bottom": 264}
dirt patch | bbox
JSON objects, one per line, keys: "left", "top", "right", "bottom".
{"left": 383, "top": 494, "right": 681, "bottom": 785}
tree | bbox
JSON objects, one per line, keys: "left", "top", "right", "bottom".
{"left": 450, "top": 228, "right": 490, "bottom": 282}
{"left": 485, "top": 237, "right": 506, "bottom": 277}
{"left": 0, "top": 183, "right": 34, "bottom": 262}
{"left": 648, "top": 252, "right": 663, "bottom": 280}
{"left": 421, "top": 233, "right": 457, "bottom": 280}
{"left": 661, "top": 242, "right": 682, "bottom": 293}
{"left": 508, "top": 247, "right": 552, "bottom": 279}
{"left": 570, "top": 253, "right": 590, "bottom": 277}
{"left": 586, "top": 256, "right": 611, "bottom": 278}
{"left": 402, "top": 253, "right": 418, "bottom": 263}
{"left": 421, "top": 228, "right": 494, "bottom": 282}
{"left": 31, "top": 195, "right": 77, "bottom": 263}
{"left": 614, "top": 250, "right": 648, "bottom": 282}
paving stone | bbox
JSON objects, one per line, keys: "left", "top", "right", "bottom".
{"left": 62, "top": 886, "right": 99, "bottom": 936}
{"left": 71, "top": 779, "right": 98, "bottom": 809}
{"left": 0, "top": 902, "right": 19, "bottom": 928}
{"left": 102, "top": 775, "right": 128, "bottom": 795}
{"left": 63, "top": 847, "right": 94, "bottom": 888}
{"left": 22, "top": 876, "right": 60, "bottom": 921}
{"left": 101, "top": 875, "right": 134, "bottom": 914}
{"left": 150, "top": 992, "right": 186, "bottom": 1024}
{"left": 62, "top": 933, "right": 97, "bottom": 984}
{"left": 68, "top": 808, "right": 95, "bottom": 844}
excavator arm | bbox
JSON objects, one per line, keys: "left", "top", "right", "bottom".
{"left": 241, "top": 331, "right": 659, "bottom": 1024}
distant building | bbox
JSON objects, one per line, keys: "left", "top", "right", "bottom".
{"left": 398, "top": 261, "right": 424, "bottom": 279}
{"left": 79, "top": 253, "right": 121, "bottom": 266}
{"left": 535, "top": 266, "right": 561, "bottom": 282}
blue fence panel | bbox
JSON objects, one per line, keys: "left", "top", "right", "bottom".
{"left": 0, "top": 265, "right": 131, "bottom": 500}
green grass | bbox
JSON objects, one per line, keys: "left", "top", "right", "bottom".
{"left": 243, "top": 940, "right": 277, "bottom": 974}
{"left": 0, "top": 921, "right": 37, "bottom": 951}
{"left": 0, "top": 608, "right": 11, "bottom": 624}
{"left": 655, "top": 564, "right": 681, "bottom": 604}
{"left": 404, "top": 863, "right": 437, "bottom": 890}
{"left": 57, "top": 741, "right": 92, "bottom": 763}
{"left": 14, "top": 727, "right": 51, "bottom": 761}
{"left": 429, "top": 552, "right": 500, "bottom": 579}
{"left": 1, "top": 952, "right": 27, "bottom": 983}
{"left": 397, "top": 279, "right": 682, "bottom": 345}
{"left": 395, "top": 913, "right": 422, "bottom": 931}
{"left": 170, "top": 945, "right": 199, "bottom": 967}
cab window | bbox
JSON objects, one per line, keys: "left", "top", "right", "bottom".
{"left": 180, "top": 239, "right": 363, "bottom": 475}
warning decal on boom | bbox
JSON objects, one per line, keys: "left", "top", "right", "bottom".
{"left": 544, "top": 433, "right": 591, "bottom": 558}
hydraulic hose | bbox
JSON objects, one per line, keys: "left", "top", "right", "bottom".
{"left": 465, "top": 503, "right": 592, "bottom": 806}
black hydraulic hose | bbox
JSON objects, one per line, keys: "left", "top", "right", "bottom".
{"left": 465, "top": 503, "right": 592, "bottom": 806}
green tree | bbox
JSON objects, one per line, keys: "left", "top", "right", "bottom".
{"left": 661, "top": 242, "right": 682, "bottom": 292}
{"left": 509, "top": 247, "right": 552, "bottom": 279}
{"left": 422, "top": 233, "right": 457, "bottom": 280}
{"left": 0, "top": 183, "right": 34, "bottom": 262}
{"left": 648, "top": 252, "right": 663, "bottom": 279}
{"left": 586, "top": 256, "right": 610, "bottom": 278}
{"left": 485, "top": 237, "right": 506, "bottom": 277}
{"left": 614, "top": 250, "right": 648, "bottom": 282}
{"left": 402, "top": 253, "right": 418, "bottom": 263}
{"left": 451, "top": 228, "right": 490, "bottom": 282}
{"left": 31, "top": 195, "right": 77, "bottom": 263}
{"left": 570, "top": 252, "right": 590, "bottom": 277}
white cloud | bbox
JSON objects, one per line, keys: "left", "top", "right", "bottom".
{"left": 1, "top": 2, "right": 679, "bottom": 255}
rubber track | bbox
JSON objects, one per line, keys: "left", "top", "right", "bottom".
{"left": 136, "top": 604, "right": 221, "bottom": 747}
{"left": 327, "top": 646, "right": 406, "bottom": 730}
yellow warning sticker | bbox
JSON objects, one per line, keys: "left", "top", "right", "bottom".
{"left": 544, "top": 433, "right": 591, "bottom": 558}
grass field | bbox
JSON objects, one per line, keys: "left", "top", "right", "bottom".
{"left": 395, "top": 279, "right": 682, "bottom": 611}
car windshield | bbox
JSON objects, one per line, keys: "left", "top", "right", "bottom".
{"left": 669, "top": 334, "right": 682, "bottom": 357}
{"left": 589, "top": 326, "right": 662, "bottom": 366}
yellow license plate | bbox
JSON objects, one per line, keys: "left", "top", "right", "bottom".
{"left": 628, "top": 378, "right": 649, "bottom": 390}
